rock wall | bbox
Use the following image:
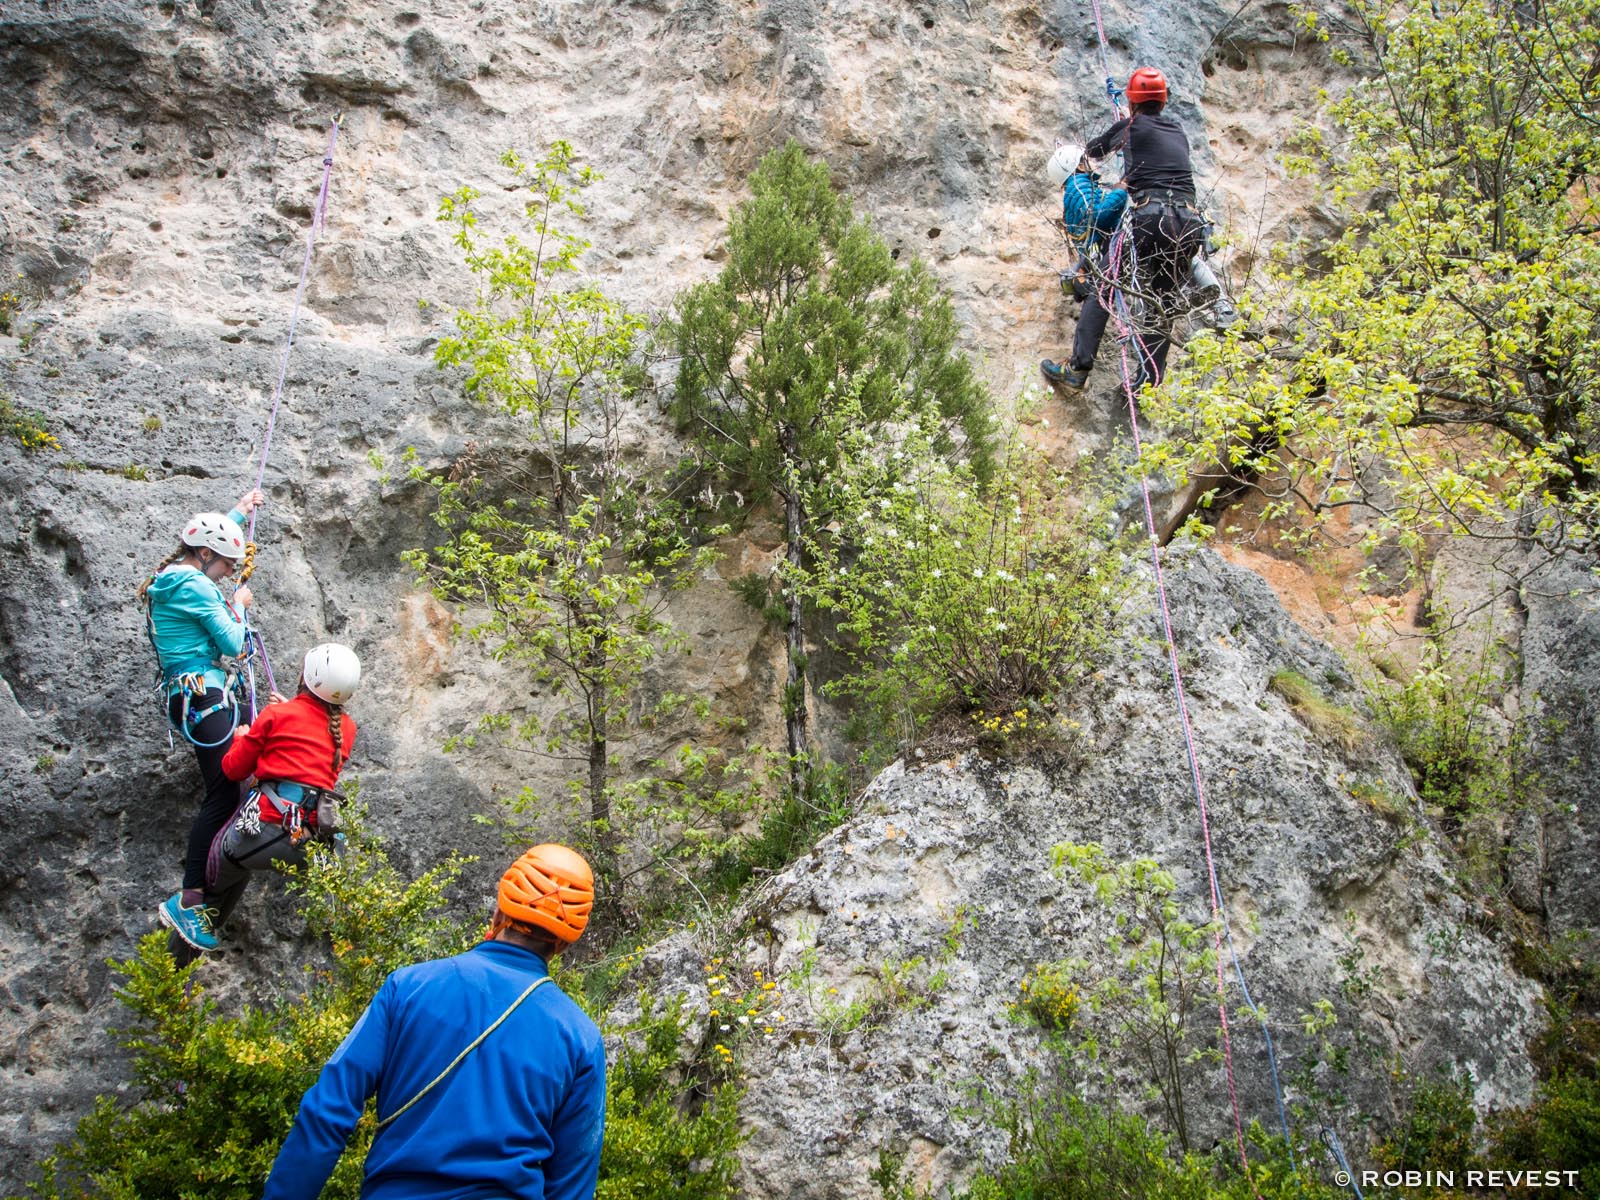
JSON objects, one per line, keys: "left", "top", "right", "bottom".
{"left": 619, "top": 553, "right": 1544, "bottom": 1198}
{"left": 2, "top": 0, "right": 1551, "bottom": 1189}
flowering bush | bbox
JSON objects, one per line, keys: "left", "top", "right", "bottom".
{"left": 806, "top": 433, "right": 1127, "bottom": 750}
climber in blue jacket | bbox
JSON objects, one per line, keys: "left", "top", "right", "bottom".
{"left": 141, "top": 489, "right": 264, "bottom": 953}
{"left": 1052, "top": 141, "right": 1127, "bottom": 255}
{"left": 263, "top": 844, "right": 607, "bottom": 1200}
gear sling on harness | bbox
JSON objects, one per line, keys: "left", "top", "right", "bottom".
{"left": 207, "top": 781, "right": 341, "bottom": 893}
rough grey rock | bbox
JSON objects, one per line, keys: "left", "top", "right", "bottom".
{"left": 1, "top": 0, "right": 1535, "bottom": 1188}
{"left": 1519, "top": 556, "right": 1600, "bottom": 940}
{"left": 619, "top": 552, "right": 1544, "bottom": 1199}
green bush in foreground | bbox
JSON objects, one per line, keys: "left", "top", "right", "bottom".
{"left": 873, "top": 1098, "right": 1342, "bottom": 1200}
{"left": 15, "top": 826, "right": 742, "bottom": 1200}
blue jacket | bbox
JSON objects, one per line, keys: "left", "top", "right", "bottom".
{"left": 145, "top": 507, "right": 247, "bottom": 693}
{"left": 1062, "top": 171, "right": 1127, "bottom": 252}
{"left": 264, "top": 940, "right": 607, "bottom": 1200}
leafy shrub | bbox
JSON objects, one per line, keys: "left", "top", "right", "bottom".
{"left": 807, "top": 435, "right": 1127, "bottom": 753}
{"left": 15, "top": 822, "right": 746, "bottom": 1200}
{"left": 1487, "top": 1072, "right": 1600, "bottom": 1198}
{"left": 1049, "top": 843, "right": 1221, "bottom": 1152}
{"left": 1367, "top": 644, "right": 1522, "bottom": 821}
{"left": 1011, "top": 963, "right": 1081, "bottom": 1032}
{"left": 15, "top": 830, "right": 472, "bottom": 1200}
{"left": 874, "top": 1099, "right": 1341, "bottom": 1200}
{"left": 593, "top": 993, "right": 743, "bottom": 1200}
{"left": 1, "top": 391, "right": 59, "bottom": 453}
{"left": 1375, "top": 1066, "right": 1600, "bottom": 1199}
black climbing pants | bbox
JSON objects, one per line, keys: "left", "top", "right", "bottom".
{"left": 1070, "top": 201, "right": 1205, "bottom": 386}
{"left": 170, "top": 689, "right": 242, "bottom": 891}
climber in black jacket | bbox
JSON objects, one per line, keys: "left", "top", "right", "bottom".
{"left": 1043, "top": 66, "right": 1206, "bottom": 394}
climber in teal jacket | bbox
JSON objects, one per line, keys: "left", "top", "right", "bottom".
{"left": 1047, "top": 142, "right": 1127, "bottom": 302}
{"left": 142, "top": 489, "right": 265, "bottom": 954}
{"left": 263, "top": 845, "right": 607, "bottom": 1200}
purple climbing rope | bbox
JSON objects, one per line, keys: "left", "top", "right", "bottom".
{"left": 239, "top": 116, "right": 340, "bottom": 716}
{"left": 246, "top": 116, "right": 341, "bottom": 543}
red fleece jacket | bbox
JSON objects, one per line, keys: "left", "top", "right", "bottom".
{"left": 222, "top": 692, "right": 356, "bottom": 790}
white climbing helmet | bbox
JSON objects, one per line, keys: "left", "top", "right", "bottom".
{"left": 303, "top": 643, "right": 361, "bottom": 705}
{"left": 1046, "top": 143, "right": 1087, "bottom": 186}
{"left": 181, "top": 512, "right": 247, "bottom": 560}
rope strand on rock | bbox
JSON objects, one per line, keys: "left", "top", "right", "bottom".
{"left": 1074, "top": 20, "right": 1311, "bottom": 1190}
{"left": 246, "top": 115, "right": 341, "bottom": 545}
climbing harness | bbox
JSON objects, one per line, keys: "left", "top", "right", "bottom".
{"left": 374, "top": 976, "right": 552, "bottom": 1132}
{"left": 163, "top": 670, "right": 243, "bottom": 749}
{"left": 207, "top": 780, "right": 345, "bottom": 893}
{"left": 142, "top": 584, "right": 252, "bottom": 748}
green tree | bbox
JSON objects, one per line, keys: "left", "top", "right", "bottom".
{"left": 408, "top": 145, "right": 717, "bottom": 867}
{"left": 672, "top": 140, "right": 995, "bottom": 798}
{"left": 1150, "top": 0, "right": 1600, "bottom": 563}
{"left": 1050, "top": 843, "right": 1223, "bottom": 1154}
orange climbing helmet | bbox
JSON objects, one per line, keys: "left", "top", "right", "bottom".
{"left": 497, "top": 844, "right": 594, "bottom": 943}
{"left": 1126, "top": 66, "right": 1169, "bottom": 104}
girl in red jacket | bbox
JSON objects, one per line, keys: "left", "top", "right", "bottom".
{"left": 183, "top": 644, "right": 360, "bottom": 956}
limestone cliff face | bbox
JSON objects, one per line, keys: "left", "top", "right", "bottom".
{"left": 618, "top": 553, "right": 1546, "bottom": 1198}
{"left": 0, "top": 0, "right": 1576, "bottom": 1188}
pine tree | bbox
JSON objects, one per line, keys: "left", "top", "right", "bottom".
{"left": 672, "top": 141, "right": 994, "bottom": 798}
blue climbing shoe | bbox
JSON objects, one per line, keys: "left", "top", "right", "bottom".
{"left": 1042, "top": 359, "right": 1089, "bottom": 390}
{"left": 159, "top": 892, "right": 219, "bottom": 952}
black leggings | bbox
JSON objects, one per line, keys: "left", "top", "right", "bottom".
{"left": 1070, "top": 202, "right": 1205, "bottom": 385}
{"left": 170, "top": 690, "right": 242, "bottom": 891}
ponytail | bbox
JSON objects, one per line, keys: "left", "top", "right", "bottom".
{"left": 139, "top": 543, "right": 190, "bottom": 603}
{"left": 326, "top": 700, "right": 345, "bottom": 776}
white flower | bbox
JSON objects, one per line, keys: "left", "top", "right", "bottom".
{"left": 905, "top": 539, "right": 917, "bottom": 550}
{"left": 985, "top": 606, "right": 998, "bottom": 615}
{"left": 995, "top": 622, "right": 1008, "bottom": 632}
{"left": 1045, "top": 572, "right": 1057, "bottom": 582}
{"left": 878, "top": 498, "right": 892, "bottom": 510}
{"left": 972, "top": 568, "right": 983, "bottom": 578}
{"left": 930, "top": 568, "right": 943, "bottom": 579}
{"left": 738, "top": 1016, "right": 750, "bottom": 1025}
{"left": 720, "top": 1024, "right": 731, "bottom": 1031}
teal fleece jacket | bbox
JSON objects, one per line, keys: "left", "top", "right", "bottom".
{"left": 145, "top": 508, "right": 248, "bottom": 692}
{"left": 263, "top": 940, "right": 607, "bottom": 1200}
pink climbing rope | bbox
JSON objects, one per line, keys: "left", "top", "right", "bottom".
{"left": 1102, "top": 227, "right": 1253, "bottom": 1178}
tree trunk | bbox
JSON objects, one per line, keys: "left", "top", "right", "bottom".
{"left": 583, "top": 636, "right": 615, "bottom": 879}
{"left": 779, "top": 428, "right": 811, "bottom": 801}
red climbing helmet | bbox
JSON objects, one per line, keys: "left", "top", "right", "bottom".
{"left": 1126, "top": 66, "right": 1169, "bottom": 104}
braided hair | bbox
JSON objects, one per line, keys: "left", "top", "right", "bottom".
{"left": 325, "top": 699, "right": 345, "bottom": 776}
{"left": 138, "top": 542, "right": 191, "bottom": 603}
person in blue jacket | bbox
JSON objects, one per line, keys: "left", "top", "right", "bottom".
{"left": 1051, "top": 141, "right": 1127, "bottom": 269}
{"left": 142, "top": 490, "right": 265, "bottom": 951}
{"left": 263, "top": 844, "right": 607, "bottom": 1200}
